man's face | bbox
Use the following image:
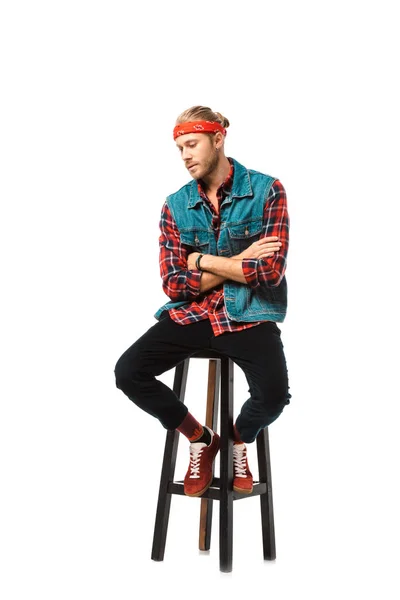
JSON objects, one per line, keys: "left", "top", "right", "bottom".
{"left": 175, "top": 133, "right": 219, "bottom": 180}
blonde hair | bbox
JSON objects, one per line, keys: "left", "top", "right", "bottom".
{"left": 176, "top": 105, "right": 230, "bottom": 129}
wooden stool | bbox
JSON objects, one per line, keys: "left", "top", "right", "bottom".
{"left": 151, "top": 350, "right": 276, "bottom": 573}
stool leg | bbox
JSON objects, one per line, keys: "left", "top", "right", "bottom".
{"left": 151, "top": 359, "right": 189, "bottom": 561}
{"left": 256, "top": 427, "right": 276, "bottom": 560}
{"left": 199, "top": 359, "right": 221, "bottom": 551}
{"left": 219, "top": 358, "right": 234, "bottom": 573}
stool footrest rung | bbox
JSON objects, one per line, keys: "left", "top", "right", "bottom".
{"left": 167, "top": 480, "right": 267, "bottom": 501}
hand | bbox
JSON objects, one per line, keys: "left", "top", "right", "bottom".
{"left": 233, "top": 236, "right": 282, "bottom": 260}
{"left": 187, "top": 251, "right": 201, "bottom": 270}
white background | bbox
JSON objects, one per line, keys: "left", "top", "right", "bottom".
{"left": 1, "top": 0, "right": 399, "bottom": 598}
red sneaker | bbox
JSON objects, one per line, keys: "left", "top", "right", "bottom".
{"left": 233, "top": 443, "right": 253, "bottom": 493}
{"left": 184, "top": 427, "right": 220, "bottom": 497}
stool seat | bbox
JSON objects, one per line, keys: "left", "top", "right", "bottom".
{"left": 151, "top": 353, "right": 276, "bottom": 573}
{"left": 191, "top": 348, "right": 227, "bottom": 359}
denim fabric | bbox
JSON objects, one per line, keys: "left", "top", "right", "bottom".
{"left": 154, "top": 158, "right": 287, "bottom": 322}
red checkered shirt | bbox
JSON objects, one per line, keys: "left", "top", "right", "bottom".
{"left": 158, "top": 158, "right": 289, "bottom": 336}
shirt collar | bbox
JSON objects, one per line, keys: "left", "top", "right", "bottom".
{"left": 197, "top": 157, "right": 234, "bottom": 199}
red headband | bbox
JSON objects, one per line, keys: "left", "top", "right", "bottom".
{"left": 173, "top": 120, "right": 227, "bottom": 140}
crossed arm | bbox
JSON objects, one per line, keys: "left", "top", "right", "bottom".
{"left": 189, "top": 240, "right": 282, "bottom": 293}
{"left": 158, "top": 180, "right": 289, "bottom": 302}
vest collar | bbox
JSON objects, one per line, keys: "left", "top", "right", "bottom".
{"left": 187, "top": 158, "right": 253, "bottom": 208}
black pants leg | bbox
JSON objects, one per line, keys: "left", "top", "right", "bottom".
{"left": 114, "top": 315, "right": 291, "bottom": 441}
{"left": 114, "top": 313, "right": 213, "bottom": 430}
{"left": 211, "top": 321, "right": 291, "bottom": 443}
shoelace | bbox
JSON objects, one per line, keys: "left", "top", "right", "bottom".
{"left": 233, "top": 445, "right": 248, "bottom": 478}
{"left": 189, "top": 445, "right": 205, "bottom": 479}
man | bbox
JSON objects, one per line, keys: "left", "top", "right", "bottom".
{"left": 114, "top": 105, "right": 291, "bottom": 497}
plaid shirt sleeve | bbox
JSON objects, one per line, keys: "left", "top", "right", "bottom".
{"left": 242, "top": 180, "right": 289, "bottom": 289}
{"left": 159, "top": 201, "right": 202, "bottom": 301}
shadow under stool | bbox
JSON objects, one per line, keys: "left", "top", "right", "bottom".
{"left": 151, "top": 349, "right": 276, "bottom": 573}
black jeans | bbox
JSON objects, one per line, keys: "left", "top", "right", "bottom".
{"left": 114, "top": 312, "right": 291, "bottom": 443}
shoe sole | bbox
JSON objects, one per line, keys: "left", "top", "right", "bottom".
{"left": 233, "top": 485, "right": 253, "bottom": 494}
{"left": 185, "top": 477, "right": 215, "bottom": 497}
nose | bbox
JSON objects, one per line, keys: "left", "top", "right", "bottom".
{"left": 182, "top": 146, "right": 192, "bottom": 161}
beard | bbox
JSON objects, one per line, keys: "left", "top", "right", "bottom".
{"left": 193, "top": 146, "right": 219, "bottom": 181}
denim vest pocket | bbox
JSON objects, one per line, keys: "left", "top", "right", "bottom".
{"left": 180, "top": 230, "right": 211, "bottom": 254}
{"left": 248, "top": 285, "right": 284, "bottom": 310}
{"left": 227, "top": 219, "right": 263, "bottom": 255}
{"left": 224, "top": 277, "right": 287, "bottom": 322}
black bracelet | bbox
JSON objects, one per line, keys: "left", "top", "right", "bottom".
{"left": 195, "top": 253, "right": 204, "bottom": 270}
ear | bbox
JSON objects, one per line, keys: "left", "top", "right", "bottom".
{"left": 214, "top": 131, "right": 224, "bottom": 150}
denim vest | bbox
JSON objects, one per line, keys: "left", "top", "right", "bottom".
{"left": 155, "top": 158, "right": 287, "bottom": 322}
